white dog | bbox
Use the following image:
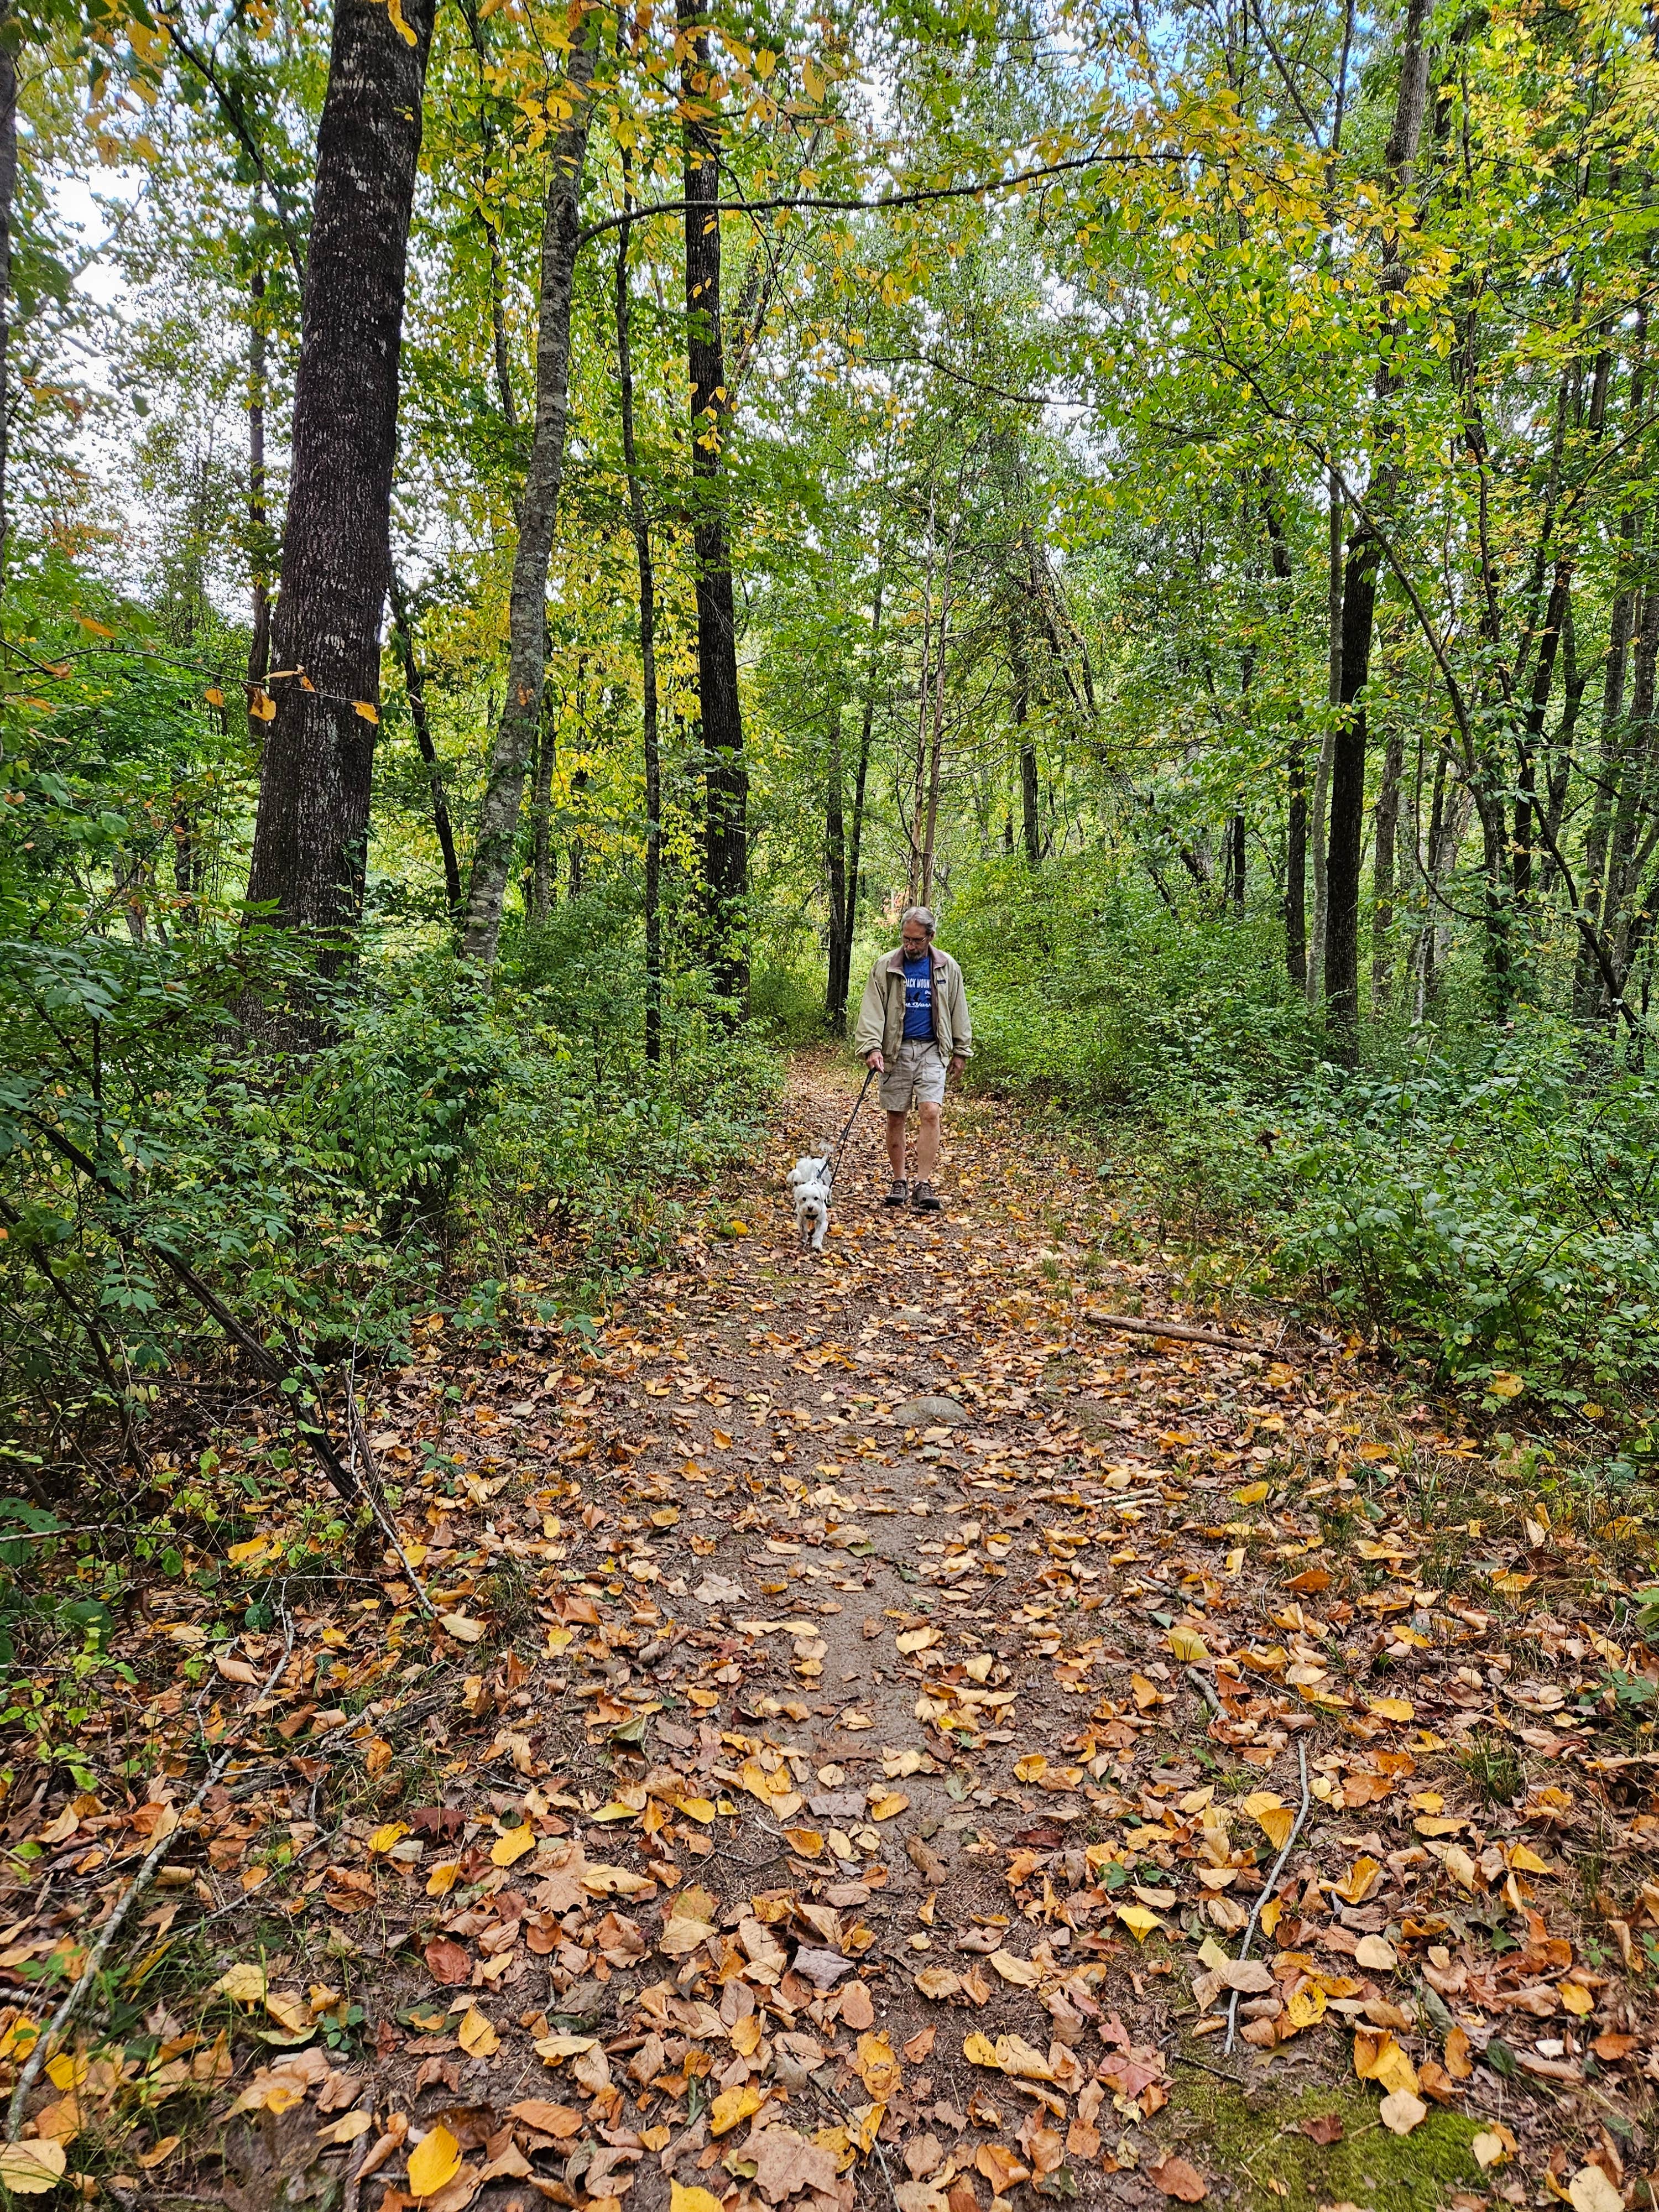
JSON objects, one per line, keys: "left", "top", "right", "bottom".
{"left": 787, "top": 1149, "right": 834, "bottom": 1253}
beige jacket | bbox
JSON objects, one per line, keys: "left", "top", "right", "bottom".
{"left": 853, "top": 944, "right": 973, "bottom": 1065}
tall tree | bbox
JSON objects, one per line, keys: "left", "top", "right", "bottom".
{"left": 1322, "top": 0, "right": 1430, "bottom": 1047}
{"left": 615, "top": 187, "right": 662, "bottom": 1061}
{"left": 242, "top": 0, "right": 439, "bottom": 958}
{"left": 677, "top": 0, "right": 748, "bottom": 1012}
{"left": 461, "top": 19, "right": 598, "bottom": 968}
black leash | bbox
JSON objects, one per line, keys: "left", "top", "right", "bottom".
{"left": 825, "top": 1064, "right": 878, "bottom": 1188}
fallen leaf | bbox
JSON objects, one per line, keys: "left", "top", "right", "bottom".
{"left": 0, "top": 2141, "right": 66, "bottom": 2194}
{"left": 710, "top": 2084, "right": 764, "bottom": 2136}
{"left": 1353, "top": 1935, "right": 1396, "bottom": 1973}
{"left": 424, "top": 1938, "right": 471, "bottom": 1985}
{"left": 988, "top": 1950, "right": 1040, "bottom": 1986}
{"left": 1379, "top": 2090, "right": 1427, "bottom": 2136}
{"left": 1116, "top": 1904, "right": 1161, "bottom": 1942}
{"left": 456, "top": 2006, "right": 498, "bottom": 2058}
{"left": 408, "top": 2125, "right": 463, "bottom": 2198}
{"left": 1568, "top": 2169, "right": 1623, "bottom": 2212}
{"left": 1299, "top": 2115, "right": 1343, "bottom": 2145}
{"left": 440, "top": 1615, "right": 485, "bottom": 1644}
{"left": 1148, "top": 2156, "right": 1207, "bottom": 2201}
{"left": 491, "top": 1825, "right": 536, "bottom": 1867}
{"left": 670, "top": 2188, "right": 725, "bottom": 2212}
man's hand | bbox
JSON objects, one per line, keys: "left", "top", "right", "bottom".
{"left": 866, "top": 1050, "right": 885, "bottom": 1074}
{"left": 949, "top": 1056, "right": 965, "bottom": 1081}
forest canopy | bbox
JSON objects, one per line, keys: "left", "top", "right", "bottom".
{"left": 5, "top": 0, "right": 1659, "bottom": 1483}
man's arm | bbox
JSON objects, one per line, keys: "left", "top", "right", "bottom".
{"left": 852, "top": 961, "right": 887, "bottom": 1071}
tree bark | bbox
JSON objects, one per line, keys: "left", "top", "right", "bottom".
{"left": 679, "top": 0, "right": 749, "bottom": 1012}
{"left": 1013, "top": 613, "right": 1039, "bottom": 867}
{"left": 614, "top": 190, "right": 662, "bottom": 1061}
{"left": 388, "top": 571, "right": 462, "bottom": 920}
{"left": 243, "top": 0, "right": 438, "bottom": 959}
{"left": 825, "top": 704, "right": 847, "bottom": 1031}
{"left": 1323, "top": 0, "right": 1430, "bottom": 1051}
{"left": 0, "top": 4, "right": 17, "bottom": 580}
{"left": 247, "top": 257, "right": 273, "bottom": 743}
{"left": 828, "top": 560, "right": 883, "bottom": 1031}
{"left": 461, "top": 28, "right": 598, "bottom": 967}
{"left": 1371, "top": 722, "right": 1404, "bottom": 1008}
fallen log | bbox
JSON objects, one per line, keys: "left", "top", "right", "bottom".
{"left": 1081, "top": 1310, "right": 1272, "bottom": 1357}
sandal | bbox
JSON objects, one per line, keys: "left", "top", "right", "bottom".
{"left": 883, "top": 1178, "right": 910, "bottom": 1207}
{"left": 911, "top": 1181, "right": 942, "bottom": 1211}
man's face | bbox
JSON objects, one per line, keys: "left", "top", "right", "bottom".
{"left": 901, "top": 924, "right": 930, "bottom": 958}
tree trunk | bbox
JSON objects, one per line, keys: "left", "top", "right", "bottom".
{"left": 1371, "top": 723, "right": 1404, "bottom": 1008}
{"left": 460, "top": 30, "right": 597, "bottom": 967}
{"left": 529, "top": 699, "right": 555, "bottom": 928}
{"left": 0, "top": 6, "right": 15, "bottom": 580}
{"left": 679, "top": 0, "right": 748, "bottom": 1013}
{"left": 1262, "top": 498, "right": 1305, "bottom": 987}
{"left": 243, "top": 0, "right": 438, "bottom": 958}
{"left": 825, "top": 704, "right": 847, "bottom": 1031}
{"left": 1013, "top": 614, "right": 1039, "bottom": 867}
{"left": 389, "top": 570, "right": 461, "bottom": 919}
{"left": 829, "top": 562, "right": 883, "bottom": 1031}
{"left": 247, "top": 257, "right": 272, "bottom": 737}
{"left": 1225, "top": 812, "right": 1246, "bottom": 912}
{"left": 615, "top": 194, "right": 662, "bottom": 1062}
{"left": 1323, "top": 0, "right": 1429, "bottom": 1050}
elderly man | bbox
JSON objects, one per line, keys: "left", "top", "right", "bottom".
{"left": 853, "top": 906, "right": 973, "bottom": 1211}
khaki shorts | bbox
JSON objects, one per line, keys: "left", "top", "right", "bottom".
{"left": 880, "top": 1039, "right": 946, "bottom": 1112}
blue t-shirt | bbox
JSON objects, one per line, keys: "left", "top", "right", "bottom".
{"left": 902, "top": 954, "right": 934, "bottom": 1041}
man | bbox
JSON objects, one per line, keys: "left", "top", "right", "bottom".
{"left": 853, "top": 905, "right": 972, "bottom": 1212}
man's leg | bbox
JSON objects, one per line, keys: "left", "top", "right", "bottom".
{"left": 886, "top": 1109, "right": 908, "bottom": 1178}
{"left": 914, "top": 1101, "right": 941, "bottom": 1183}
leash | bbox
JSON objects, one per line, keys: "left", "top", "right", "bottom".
{"left": 825, "top": 1064, "right": 877, "bottom": 1188}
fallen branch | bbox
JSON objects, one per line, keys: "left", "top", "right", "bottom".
{"left": 5, "top": 1628, "right": 295, "bottom": 2137}
{"left": 1224, "top": 1736, "right": 1311, "bottom": 2058}
{"left": 1081, "top": 1310, "right": 1271, "bottom": 1356}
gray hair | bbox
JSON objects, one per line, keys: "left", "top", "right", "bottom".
{"left": 901, "top": 906, "right": 936, "bottom": 935}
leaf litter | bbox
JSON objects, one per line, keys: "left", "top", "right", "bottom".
{"left": 0, "top": 1057, "right": 1654, "bottom": 2208}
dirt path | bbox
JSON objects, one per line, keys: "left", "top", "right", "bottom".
{"left": 4, "top": 1055, "right": 1653, "bottom": 2212}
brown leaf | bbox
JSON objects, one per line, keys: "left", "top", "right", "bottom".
{"left": 839, "top": 1981, "right": 875, "bottom": 2031}
{"left": 1149, "top": 2156, "right": 1208, "bottom": 2201}
{"left": 1298, "top": 2115, "right": 1342, "bottom": 2146}
{"left": 747, "top": 2126, "right": 840, "bottom": 2204}
{"left": 425, "top": 1938, "right": 472, "bottom": 1986}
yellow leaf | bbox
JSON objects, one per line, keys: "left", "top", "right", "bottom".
{"left": 855, "top": 2030, "right": 901, "bottom": 2099}
{"left": 1367, "top": 1697, "right": 1414, "bottom": 1723}
{"left": 353, "top": 701, "right": 380, "bottom": 724}
{"left": 1116, "top": 1905, "right": 1161, "bottom": 1942}
{"left": 426, "top": 1860, "right": 461, "bottom": 1896}
{"left": 1334, "top": 1856, "right": 1381, "bottom": 1905}
{"left": 1170, "top": 1625, "right": 1209, "bottom": 1663}
{"left": 250, "top": 687, "right": 276, "bottom": 722}
{"left": 1507, "top": 1842, "right": 1551, "bottom": 1874}
{"left": 408, "top": 2125, "right": 462, "bottom": 2198}
{"left": 1487, "top": 1373, "right": 1525, "bottom": 1399}
{"left": 729, "top": 2014, "right": 763, "bottom": 2057}
{"left": 204, "top": 687, "right": 225, "bottom": 708}
{"left": 263, "top": 1990, "right": 314, "bottom": 2034}
{"left": 457, "top": 2005, "right": 499, "bottom": 2057}
{"left": 869, "top": 1792, "right": 908, "bottom": 1821}
{"left": 0, "top": 2139, "right": 66, "bottom": 2194}
{"left": 369, "top": 1822, "right": 409, "bottom": 1854}
{"left": 1233, "top": 1481, "right": 1269, "bottom": 1505}
{"left": 1354, "top": 2028, "right": 1418, "bottom": 2099}
{"left": 963, "top": 2032, "right": 1001, "bottom": 2069}
{"left": 215, "top": 1962, "right": 268, "bottom": 2002}
{"left": 988, "top": 1950, "right": 1040, "bottom": 1986}
{"left": 226, "top": 1537, "right": 268, "bottom": 1567}
{"left": 674, "top": 1795, "right": 716, "bottom": 1824}
{"left": 442, "top": 1614, "right": 485, "bottom": 1643}
{"left": 671, "top": 2189, "right": 726, "bottom": 2212}
{"left": 709, "top": 2084, "right": 763, "bottom": 2136}
{"left": 784, "top": 1827, "right": 823, "bottom": 1856}
{"left": 1285, "top": 1983, "right": 1326, "bottom": 2031}
{"left": 1243, "top": 1793, "right": 1294, "bottom": 1850}
{"left": 993, "top": 2035, "right": 1055, "bottom": 2082}
{"left": 491, "top": 1825, "right": 536, "bottom": 1866}
{"left": 589, "top": 1800, "right": 641, "bottom": 1823}
{"left": 1559, "top": 1981, "right": 1593, "bottom": 2017}
{"left": 136, "top": 2135, "right": 180, "bottom": 2169}
{"left": 1472, "top": 2128, "right": 1515, "bottom": 2172}
{"left": 1014, "top": 1755, "right": 1048, "bottom": 1782}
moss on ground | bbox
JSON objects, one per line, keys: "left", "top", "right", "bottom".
{"left": 1151, "top": 2060, "right": 1484, "bottom": 2212}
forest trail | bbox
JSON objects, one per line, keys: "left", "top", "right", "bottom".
{"left": 4, "top": 1058, "right": 1653, "bottom": 2212}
